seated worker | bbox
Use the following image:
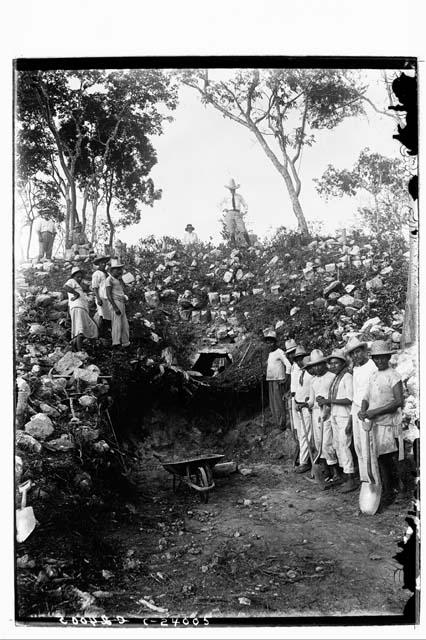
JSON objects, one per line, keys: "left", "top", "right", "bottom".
{"left": 71, "top": 222, "right": 91, "bottom": 256}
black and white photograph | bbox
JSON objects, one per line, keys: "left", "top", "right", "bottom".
{"left": 12, "top": 56, "right": 419, "bottom": 629}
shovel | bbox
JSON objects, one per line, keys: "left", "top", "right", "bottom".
{"left": 303, "top": 407, "right": 327, "bottom": 489}
{"left": 287, "top": 397, "right": 300, "bottom": 468}
{"left": 299, "top": 408, "right": 315, "bottom": 480}
{"left": 359, "top": 421, "right": 382, "bottom": 515}
{"left": 16, "top": 480, "right": 36, "bottom": 543}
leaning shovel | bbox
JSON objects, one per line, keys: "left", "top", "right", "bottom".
{"left": 299, "top": 408, "right": 315, "bottom": 480}
{"left": 16, "top": 480, "right": 36, "bottom": 543}
{"left": 359, "top": 421, "right": 382, "bottom": 515}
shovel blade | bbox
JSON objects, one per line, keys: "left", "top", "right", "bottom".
{"left": 359, "top": 481, "right": 382, "bottom": 515}
{"left": 16, "top": 507, "right": 36, "bottom": 543}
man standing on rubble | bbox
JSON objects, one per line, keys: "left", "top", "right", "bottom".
{"left": 105, "top": 258, "right": 130, "bottom": 349}
{"left": 34, "top": 211, "right": 57, "bottom": 260}
{"left": 220, "top": 178, "right": 251, "bottom": 248}
{"left": 264, "top": 330, "right": 291, "bottom": 429}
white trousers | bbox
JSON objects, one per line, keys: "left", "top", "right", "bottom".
{"left": 108, "top": 299, "right": 130, "bottom": 347}
{"left": 330, "top": 414, "right": 355, "bottom": 474}
{"left": 311, "top": 406, "right": 337, "bottom": 466}
{"left": 292, "top": 402, "right": 312, "bottom": 465}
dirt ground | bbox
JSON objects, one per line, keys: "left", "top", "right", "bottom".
{"left": 99, "top": 459, "right": 410, "bottom": 620}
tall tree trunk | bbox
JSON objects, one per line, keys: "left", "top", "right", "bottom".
{"left": 91, "top": 199, "right": 98, "bottom": 247}
{"left": 249, "top": 124, "right": 309, "bottom": 235}
{"left": 65, "top": 193, "right": 71, "bottom": 249}
{"left": 26, "top": 218, "right": 34, "bottom": 260}
{"left": 401, "top": 206, "right": 418, "bottom": 348}
{"left": 105, "top": 197, "right": 115, "bottom": 251}
{"left": 81, "top": 187, "right": 89, "bottom": 232}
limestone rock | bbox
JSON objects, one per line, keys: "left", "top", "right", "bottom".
{"left": 39, "top": 403, "right": 61, "bottom": 418}
{"left": 268, "top": 256, "right": 279, "bottom": 267}
{"left": 323, "top": 281, "right": 341, "bottom": 296}
{"left": 360, "top": 317, "right": 381, "bottom": 333}
{"left": 380, "top": 266, "right": 393, "bottom": 276}
{"left": 223, "top": 270, "right": 234, "bottom": 283}
{"left": 35, "top": 294, "right": 52, "bottom": 306}
{"left": 345, "top": 284, "right": 356, "bottom": 294}
{"left": 325, "top": 263, "right": 336, "bottom": 273}
{"left": 55, "top": 352, "right": 84, "bottom": 376}
{"left": 290, "top": 307, "right": 300, "bottom": 317}
{"left": 46, "top": 434, "right": 75, "bottom": 451}
{"left": 337, "top": 294, "right": 355, "bottom": 307}
{"left": 366, "top": 276, "right": 384, "bottom": 291}
{"left": 29, "top": 324, "right": 46, "bottom": 336}
{"left": 25, "top": 413, "right": 54, "bottom": 441}
{"left": 351, "top": 298, "right": 364, "bottom": 310}
{"left": 16, "top": 431, "right": 42, "bottom": 453}
{"left": 145, "top": 291, "right": 160, "bottom": 308}
{"left": 79, "top": 395, "right": 97, "bottom": 408}
{"left": 74, "top": 426, "right": 100, "bottom": 443}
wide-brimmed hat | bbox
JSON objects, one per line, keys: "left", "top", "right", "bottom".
{"left": 225, "top": 178, "right": 240, "bottom": 190}
{"left": 93, "top": 255, "right": 110, "bottom": 265}
{"left": 327, "top": 348, "right": 347, "bottom": 363}
{"left": 263, "top": 329, "right": 277, "bottom": 340}
{"left": 370, "top": 340, "right": 395, "bottom": 356}
{"left": 304, "top": 349, "right": 327, "bottom": 368}
{"left": 109, "top": 258, "right": 124, "bottom": 269}
{"left": 185, "top": 224, "right": 195, "bottom": 231}
{"left": 285, "top": 338, "right": 297, "bottom": 354}
{"left": 71, "top": 266, "right": 83, "bottom": 276}
{"left": 293, "top": 345, "right": 308, "bottom": 359}
{"left": 345, "top": 336, "right": 367, "bottom": 355}
{"left": 302, "top": 356, "right": 311, "bottom": 369}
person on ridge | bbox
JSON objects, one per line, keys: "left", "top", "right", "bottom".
{"left": 220, "top": 178, "right": 251, "bottom": 248}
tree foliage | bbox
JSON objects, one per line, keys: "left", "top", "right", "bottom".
{"left": 181, "top": 68, "right": 368, "bottom": 234}
{"left": 314, "top": 148, "right": 410, "bottom": 236}
{"left": 16, "top": 69, "right": 178, "bottom": 249}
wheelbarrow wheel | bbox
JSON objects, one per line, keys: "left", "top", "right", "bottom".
{"left": 197, "top": 467, "right": 209, "bottom": 503}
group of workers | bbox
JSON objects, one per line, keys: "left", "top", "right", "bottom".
{"left": 264, "top": 331, "right": 404, "bottom": 507}
{"left": 64, "top": 256, "right": 130, "bottom": 352}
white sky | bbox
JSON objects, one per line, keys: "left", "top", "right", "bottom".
{"left": 115, "top": 68, "right": 407, "bottom": 246}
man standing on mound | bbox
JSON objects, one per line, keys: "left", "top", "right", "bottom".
{"left": 220, "top": 178, "right": 251, "bottom": 248}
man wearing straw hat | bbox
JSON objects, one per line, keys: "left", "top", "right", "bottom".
{"left": 306, "top": 349, "right": 339, "bottom": 483}
{"left": 105, "top": 258, "right": 130, "bottom": 348}
{"left": 264, "top": 330, "right": 291, "bottom": 429}
{"left": 288, "top": 345, "right": 313, "bottom": 473}
{"left": 64, "top": 266, "right": 98, "bottom": 352}
{"left": 325, "top": 348, "right": 356, "bottom": 492}
{"left": 359, "top": 340, "right": 404, "bottom": 506}
{"left": 220, "top": 178, "right": 251, "bottom": 248}
{"left": 345, "top": 337, "right": 377, "bottom": 485}
{"left": 91, "top": 255, "right": 111, "bottom": 333}
{"left": 183, "top": 224, "right": 199, "bottom": 247}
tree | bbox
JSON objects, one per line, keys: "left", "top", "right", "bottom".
{"left": 314, "top": 148, "right": 410, "bottom": 236}
{"left": 181, "top": 68, "right": 368, "bottom": 234}
{"left": 17, "top": 69, "right": 178, "bottom": 248}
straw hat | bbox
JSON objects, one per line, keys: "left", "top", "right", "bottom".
{"left": 302, "top": 356, "right": 311, "bottom": 369}
{"left": 285, "top": 338, "right": 297, "bottom": 354}
{"left": 304, "top": 349, "right": 327, "bottom": 368}
{"left": 293, "top": 345, "right": 308, "bottom": 359}
{"left": 224, "top": 178, "right": 240, "bottom": 190}
{"left": 185, "top": 224, "right": 195, "bottom": 231}
{"left": 345, "top": 336, "right": 367, "bottom": 355}
{"left": 93, "top": 255, "right": 110, "bottom": 265}
{"left": 264, "top": 329, "right": 277, "bottom": 340}
{"left": 370, "top": 340, "right": 395, "bottom": 356}
{"left": 110, "top": 258, "right": 124, "bottom": 269}
{"left": 327, "top": 348, "right": 347, "bottom": 362}
{"left": 71, "top": 266, "right": 83, "bottom": 276}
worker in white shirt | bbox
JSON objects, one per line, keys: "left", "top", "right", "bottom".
{"left": 264, "top": 330, "right": 291, "bottom": 429}
{"left": 287, "top": 345, "right": 313, "bottom": 473}
{"left": 220, "top": 178, "right": 251, "bottom": 248}
{"left": 306, "top": 349, "right": 338, "bottom": 484}
{"left": 183, "top": 224, "right": 199, "bottom": 247}
{"left": 345, "top": 337, "right": 378, "bottom": 483}
{"left": 34, "top": 213, "right": 57, "bottom": 260}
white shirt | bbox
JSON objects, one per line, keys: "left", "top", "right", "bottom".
{"left": 266, "top": 348, "right": 291, "bottom": 381}
{"left": 330, "top": 371, "right": 353, "bottom": 418}
{"left": 295, "top": 369, "right": 313, "bottom": 403}
{"left": 352, "top": 358, "right": 377, "bottom": 406}
{"left": 64, "top": 278, "right": 89, "bottom": 311}
{"left": 309, "top": 371, "right": 335, "bottom": 409}
{"left": 290, "top": 362, "right": 301, "bottom": 393}
{"left": 183, "top": 231, "right": 199, "bottom": 246}
{"left": 220, "top": 192, "right": 248, "bottom": 214}
{"left": 34, "top": 217, "right": 56, "bottom": 234}
{"left": 91, "top": 269, "right": 107, "bottom": 299}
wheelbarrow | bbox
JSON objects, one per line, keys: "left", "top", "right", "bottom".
{"left": 154, "top": 453, "right": 224, "bottom": 503}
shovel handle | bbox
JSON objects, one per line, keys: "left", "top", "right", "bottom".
{"left": 365, "top": 424, "right": 376, "bottom": 485}
{"left": 18, "top": 480, "right": 32, "bottom": 509}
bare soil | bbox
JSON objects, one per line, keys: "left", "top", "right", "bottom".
{"left": 100, "top": 460, "right": 410, "bottom": 620}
